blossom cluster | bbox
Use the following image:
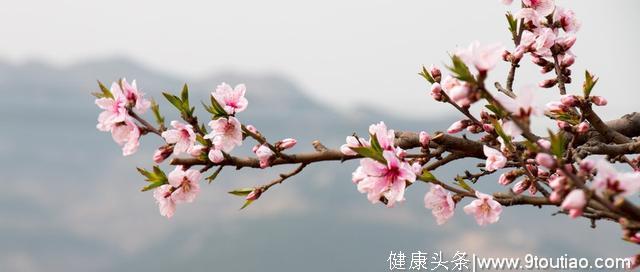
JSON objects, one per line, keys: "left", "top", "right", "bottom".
{"left": 95, "top": 81, "right": 297, "bottom": 218}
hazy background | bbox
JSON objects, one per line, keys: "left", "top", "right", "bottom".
{"left": 1, "top": 0, "right": 639, "bottom": 271}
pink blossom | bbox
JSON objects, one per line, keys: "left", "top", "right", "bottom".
{"left": 277, "top": 138, "right": 297, "bottom": 150}
{"left": 494, "top": 87, "right": 540, "bottom": 117}
{"left": 119, "top": 78, "right": 151, "bottom": 114}
{"left": 153, "top": 185, "right": 176, "bottom": 218}
{"left": 356, "top": 151, "right": 416, "bottom": 207}
{"left": 208, "top": 148, "right": 224, "bottom": 163}
{"left": 352, "top": 166, "right": 367, "bottom": 184}
{"left": 254, "top": 144, "right": 274, "bottom": 168}
{"left": 111, "top": 118, "right": 141, "bottom": 156}
{"left": 515, "top": 8, "right": 543, "bottom": 28}
{"left": 536, "top": 153, "right": 555, "bottom": 169}
{"left": 161, "top": 121, "right": 196, "bottom": 155}
{"left": 419, "top": 131, "right": 430, "bottom": 147}
{"left": 463, "top": 191, "right": 503, "bottom": 226}
{"left": 368, "top": 121, "right": 395, "bottom": 150}
{"left": 560, "top": 189, "right": 586, "bottom": 218}
{"left": 246, "top": 189, "right": 262, "bottom": 201}
{"left": 484, "top": 145, "right": 507, "bottom": 171}
{"left": 340, "top": 136, "right": 370, "bottom": 156}
{"left": 189, "top": 144, "right": 206, "bottom": 157}
{"left": 429, "top": 65, "right": 441, "bottom": 80}
{"left": 523, "top": 0, "right": 556, "bottom": 16}
{"left": 167, "top": 166, "right": 201, "bottom": 203}
{"left": 456, "top": 41, "right": 505, "bottom": 72}
{"left": 591, "top": 160, "right": 640, "bottom": 197}
{"left": 424, "top": 185, "right": 455, "bottom": 225}
{"left": 211, "top": 82, "right": 248, "bottom": 115}
{"left": 533, "top": 28, "right": 556, "bottom": 56}
{"left": 441, "top": 76, "right": 472, "bottom": 107}
{"left": 204, "top": 117, "right": 243, "bottom": 153}
{"left": 501, "top": 0, "right": 513, "bottom": 4}
{"left": 553, "top": 7, "right": 580, "bottom": 33}
{"left": 546, "top": 101, "right": 568, "bottom": 113}
{"left": 95, "top": 87, "right": 127, "bottom": 132}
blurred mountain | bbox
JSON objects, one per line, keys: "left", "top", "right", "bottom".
{"left": 0, "top": 58, "right": 633, "bottom": 272}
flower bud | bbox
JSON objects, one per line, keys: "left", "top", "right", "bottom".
{"left": 482, "top": 124, "right": 495, "bottom": 133}
{"left": 591, "top": 96, "right": 607, "bottom": 106}
{"left": 536, "top": 153, "right": 555, "bottom": 169}
{"left": 246, "top": 189, "right": 262, "bottom": 201}
{"left": 502, "top": 50, "right": 511, "bottom": 62}
{"left": 189, "top": 144, "right": 206, "bottom": 157}
{"left": 546, "top": 101, "right": 567, "bottom": 113}
{"left": 561, "top": 189, "right": 586, "bottom": 218}
{"left": 531, "top": 56, "right": 550, "bottom": 66}
{"left": 537, "top": 139, "right": 551, "bottom": 150}
{"left": 429, "top": 65, "right": 441, "bottom": 82}
{"left": 539, "top": 78, "right": 558, "bottom": 88}
{"left": 539, "top": 65, "right": 554, "bottom": 74}
{"left": 512, "top": 179, "right": 530, "bottom": 195}
{"left": 430, "top": 83, "right": 443, "bottom": 101}
{"left": 576, "top": 121, "right": 589, "bottom": 134}
{"left": 208, "top": 148, "right": 224, "bottom": 163}
{"left": 277, "top": 138, "right": 297, "bottom": 150}
{"left": 561, "top": 54, "right": 575, "bottom": 67}
{"left": 557, "top": 35, "right": 577, "bottom": 51}
{"left": 560, "top": 95, "right": 579, "bottom": 107}
{"left": 153, "top": 145, "right": 174, "bottom": 163}
{"left": 245, "top": 124, "right": 258, "bottom": 134}
{"left": 419, "top": 131, "right": 430, "bottom": 147}
{"left": 557, "top": 120, "right": 571, "bottom": 131}
{"left": 499, "top": 170, "right": 519, "bottom": 185}
{"left": 579, "top": 160, "right": 595, "bottom": 173}
{"left": 447, "top": 120, "right": 468, "bottom": 134}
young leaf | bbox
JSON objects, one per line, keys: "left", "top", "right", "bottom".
{"left": 548, "top": 130, "right": 566, "bottom": 158}
{"left": 505, "top": 12, "right": 517, "bottom": 36}
{"left": 454, "top": 177, "right": 473, "bottom": 192}
{"left": 370, "top": 133, "right": 383, "bottom": 153}
{"left": 349, "top": 146, "right": 386, "bottom": 164}
{"left": 163, "top": 92, "right": 184, "bottom": 112}
{"left": 583, "top": 70, "right": 599, "bottom": 97}
{"left": 419, "top": 170, "right": 436, "bottom": 182}
{"left": 447, "top": 55, "right": 475, "bottom": 83}
{"left": 150, "top": 99, "right": 165, "bottom": 126}
{"left": 141, "top": 180, "right": 168, "bottom": 192}
{"left": 92, "top": 80, "right": 114, "bottom": 99}
{"left": 181, "top": 84, "right": 189, "bottom": 104}
{"left": 228, "top": 187, "right": 254, "bottom": 197}
{"left": 206, "top": 166, "right": 224, "bottom": 184}
{"left": 419, "top": 66, "right": 435, "bottom": 84}
{"left": 240, "top": 199, "right": 254, "bottom": 210}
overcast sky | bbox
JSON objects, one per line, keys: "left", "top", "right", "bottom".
{"left": 1, "top": 0, "right": 638, "bottom": 120}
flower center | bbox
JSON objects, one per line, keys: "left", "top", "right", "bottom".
{"left": 181, "top": 177, "right": 191, "bottom": 192}
{"left": 480, "top": 201, "right": 491, "bottom": 215}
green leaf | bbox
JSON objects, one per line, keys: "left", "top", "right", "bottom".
{"left": 196, "top": 134, "right": 209, "bottom": 146}
{"left": 447, "top": 55, "right": 475, "bottom": 83}
{"left": 181, "top": 84, "right": 189, "bottom": 104}
{"left": 419, "top": 66, "right": 435, "bottom": 84}
{"left": 505, "top": 12, "right": 517, "bottom": 36}
{"left": 370, "top": 133, "right": 383, "bottom": 153}
{"left": 240, "top": 199, "right": 254, "bottom": 210}
{"left": 548, "top": 130, "right": 566, "bottom": 158}
{"left": 583, "top": 70, "right": 598, "bottom": 97}
{"left": 228, "top": 187, "right": 254, "bottom": 197}
{"left": 206, "top": 166, "right": 224, "bottom": 184}
{"left": 490, "top": 118, "right": 510, "bottom": 145}
{"left": 349, "top": 146, "right": 386, "bottom": 164}
{"left": 454, "top": 177, "right": 473, "bottom": 192}
{"left": 141, "top": 180, "right": 168, "bottom": 192}
{"left": 150, "top": 99, "right": 165, "bottom": 125}
{"left": 92, "top": 80, "right": 114, "bottom": 99}
{"left": 137, "top": 166, "right": 167, "bottom": 183}
{"left": 210, "top": 95, "right": 228, "bottom": 116}
{"left": 163, "top": 92, "right": 184, "bottom": 112}
{"left": 419, "top": 170, "right": 436, "bottom": 182}
{"left": 152, "top": 165, "right": 167, "bottom": 180}
{"left": 485, "top": 104, "right": 505, "bottom": 118}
